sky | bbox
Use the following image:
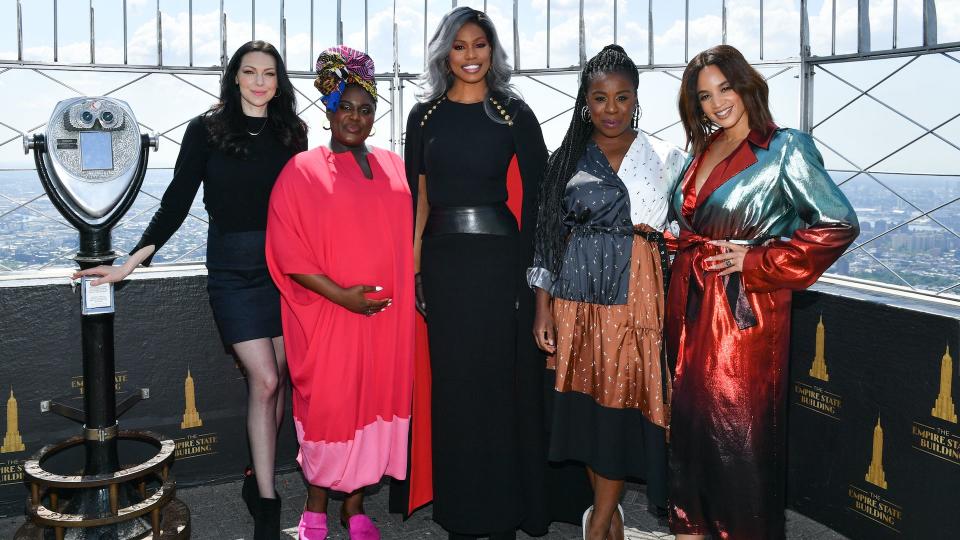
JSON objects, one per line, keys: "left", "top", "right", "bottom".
{"left": 4, "top": 1, "right": 959, "bottom": 71}
{"left": 0, "top": 0, "right": 958, "bottom": 172}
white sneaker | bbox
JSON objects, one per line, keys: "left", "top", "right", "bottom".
{"left": 582, "top": 504, "right": 626, "bottom": 539}
{"left": 581, "top": 505, "right": 594, "bottom": 540}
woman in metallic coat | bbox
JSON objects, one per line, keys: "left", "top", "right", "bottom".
{"left": 667, "top": 45, "right": 859, "bottom": 540}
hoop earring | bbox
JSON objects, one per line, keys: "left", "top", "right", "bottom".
{"left": 370, "top": 126, "right": 377, "bottom": 136}
{"left": 322, "top": 118, "right": 330, "bottom": 130}
{"left": 580, "top": 106, "right": 591, "bottom": 123}
{"left": 273, "top": 88, "right": 281, "bottom": 99}
{"left": 632, "top": 105, "right": 643, "bottom": 129}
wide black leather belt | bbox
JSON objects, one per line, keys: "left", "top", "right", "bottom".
{"left": 424, "top": 204, "right": 517, "bottom": 237}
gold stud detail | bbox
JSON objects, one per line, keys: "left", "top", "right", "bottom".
{"left": 421, "top": 96, "right": 446, "bottom": 129}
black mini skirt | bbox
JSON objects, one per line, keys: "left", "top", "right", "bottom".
{"left": 205, "top": 224, "right": 282, "bottom": 347}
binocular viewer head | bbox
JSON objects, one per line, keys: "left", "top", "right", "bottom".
{"left": 23, "top": 96, "right": 158, "bottom": 232}
{"left": 67, "top": 98, "right": 126, "bottom": 132}
{"left": 23, "top": 96, "right": 158, "bottom": 261}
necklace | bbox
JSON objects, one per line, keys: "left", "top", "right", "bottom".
{"left": 247, "top": 117, "right": 269, "bottom": 136}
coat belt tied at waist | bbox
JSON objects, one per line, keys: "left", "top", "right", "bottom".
{"left": 677, "top": 231, "right": 772, "bottom": 331}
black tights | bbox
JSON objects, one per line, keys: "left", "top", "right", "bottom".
{"left": 448, "top": 531, "right": 516, "bottom": 540}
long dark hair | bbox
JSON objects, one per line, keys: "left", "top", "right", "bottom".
{"left": 678, "top": 44, "right": 772, "bottom": 156}
{"left": 205, "top": 40, "right": 308, "bottom": 157}
{"left": 534, "top": 44, "right": 639, "bottom": 274}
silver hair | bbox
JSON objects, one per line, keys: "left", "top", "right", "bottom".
{"left": 419, "top": 6, "right": 519, "bottom": 123}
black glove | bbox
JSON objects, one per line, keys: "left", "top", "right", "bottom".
{"left": 415, "top": 272, "right": 427, "bottom": 318}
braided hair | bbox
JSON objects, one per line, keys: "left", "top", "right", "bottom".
{"left": 533, "top": 44, "right": 640, "bottom": 275}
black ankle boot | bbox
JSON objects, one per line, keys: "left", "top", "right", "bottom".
{"left": 254, "top": 496, "right": 282, "bottom": 540}
{"left": 241, "top": 467, "right": 258, "bottom": 517}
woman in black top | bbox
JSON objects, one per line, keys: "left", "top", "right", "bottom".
{"left": 73, "top": 40, "right": 307, "bottom": 540}
{"left": 397, "top": 7, "right": 591, "bottom": 539}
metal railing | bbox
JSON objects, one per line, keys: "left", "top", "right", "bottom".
{"left": 1, "top": 0, "right": 957, "bottom": 298}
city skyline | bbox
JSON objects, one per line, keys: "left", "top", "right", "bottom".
{"left": 2, "top": 168, "right": 957, "bottom": 296}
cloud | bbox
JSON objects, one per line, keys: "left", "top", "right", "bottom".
{"left": 0, "top": 0, "right": 954, "bottom": 168}
{"left": 5, "top": 0, "right": 949, "bottom": 70}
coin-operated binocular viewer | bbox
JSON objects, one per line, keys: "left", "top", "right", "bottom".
{"left": 17, "top": 97, "right": 189, "bottom": 539}
{"left": 25, "top": 97, "right": 157, "bottom": 261}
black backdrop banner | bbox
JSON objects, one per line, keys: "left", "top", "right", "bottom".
{"left": 788, "top": 284, "right": 960, "bottom": 538}
{"left": 2, "top": 272, "right": 959, "bottom": 537}
{"left": 0, "top": 272, "right": 299, "bottom": 516}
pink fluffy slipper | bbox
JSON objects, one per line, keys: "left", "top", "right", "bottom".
{"left": 297, "top": 510, "right": 327, "bottom": 540}
{"left": 345, "top": 514, "right": 380, "bottom": 540}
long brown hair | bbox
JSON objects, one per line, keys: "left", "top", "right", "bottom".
{"left": 678, "top": 45, "right": 772, "bottom": 156}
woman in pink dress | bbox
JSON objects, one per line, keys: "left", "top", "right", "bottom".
{"left": 265, "top": 46, "right": 414, "bottom": 540}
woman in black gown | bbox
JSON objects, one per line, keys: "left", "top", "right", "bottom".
{"left": 400, "top": 6, "right": 590, "bottom": 540}
{"left": 73, "top": 40, "right": 307, "bottom": 540}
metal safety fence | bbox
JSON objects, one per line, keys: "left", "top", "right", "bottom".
{"left": 0, "top": 0, "right": 957, "bottom": 297}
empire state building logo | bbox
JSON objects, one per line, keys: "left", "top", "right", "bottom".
{"left": 809, "top": 316, "right": 829, "bottom": 382}
{"left": 931, "top": 346, "right": 957, "bottom": 423}
{"left": 865, "top": 416, "right": 888, "bottom": 489}
{"left": 1, "top": 388, "right": 26, "bottom": 453}
{"left": 181, "top": 369, "right": 203, "bottom": 429}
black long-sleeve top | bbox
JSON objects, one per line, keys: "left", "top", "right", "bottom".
{"left": 404, "top": 94, "right": 547, "bottom": 274}
{"left": 133, "top": 114, "right": 300, "bottom": 266}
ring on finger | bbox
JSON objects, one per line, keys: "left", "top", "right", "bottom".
{"left": 726, "top": 259, "right": 733, "bottom": 268}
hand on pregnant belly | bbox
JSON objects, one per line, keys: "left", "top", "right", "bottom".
{"left": 334, "top": 283, "right": 392, "bottom": 316}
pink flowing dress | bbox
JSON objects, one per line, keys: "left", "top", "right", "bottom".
{"left": 266, "top": 145, "right": 414, "bottom": 493}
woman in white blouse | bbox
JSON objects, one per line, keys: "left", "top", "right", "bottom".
{"left": 529, "top": 45, "right": 686, "bottom": 540}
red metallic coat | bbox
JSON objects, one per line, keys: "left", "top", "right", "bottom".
{"left": 666, "top": 126, "right": 859, "bottom": 539}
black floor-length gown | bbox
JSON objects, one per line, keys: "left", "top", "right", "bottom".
{"left": 393, "top": 94, "right": 591, "bottom": 536}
